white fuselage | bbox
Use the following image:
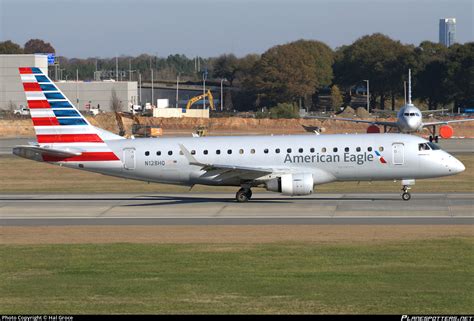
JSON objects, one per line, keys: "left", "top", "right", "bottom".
{"left": 396, "top": 104, "right": 423, "bottom": 133}
{"left": 62, "top": 133, "right": 465, "bottom": 189}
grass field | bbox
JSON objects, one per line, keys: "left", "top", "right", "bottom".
{"left": 0, "top": 154, "right": 473, "bottom": 193}
{"left": 1, "top": 238, "right": 472, "bottom": 314}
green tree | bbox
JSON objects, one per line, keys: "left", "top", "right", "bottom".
{"left": 413, "top": 41, "right": 450, "bottom": 110}
{"left": 212, "top": 54, "right": 239, "bottom": 86}
{"left": 445, "top": 43, "right": 474, "bottom": 110}
{"left": 334, "top": 33, "right": 414, "bottom": 110}
{"left": 24, "top": 39, "right": 55, "bottom": 54}
{"left": 330, "top": 85, "right": 343, "bottom": 111}
{"left": 252, "top": 43, "right": 317, "bottom": 106}
{"left": 0, "top": 40, "right": 23, "bottom": 54}
{"left": 269, "top": 103, "right": 299, "bottom": 119}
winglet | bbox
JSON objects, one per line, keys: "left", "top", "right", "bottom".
{"left": 178, "top": 144, "right": 202, "bottom": 166}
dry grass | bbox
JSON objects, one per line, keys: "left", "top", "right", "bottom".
{"left": 1, "top": 225, "right": 473, "bottom": 245}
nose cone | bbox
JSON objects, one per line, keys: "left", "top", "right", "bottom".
{"left": 452, "top": 158, "right": 466, "bottom": 174}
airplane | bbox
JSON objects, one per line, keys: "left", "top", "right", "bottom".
{"left": 308, "top": 70, "right": 474, "bottom": 142}
{"left": 12, "top": 67, "right": 465, "bottom": 202}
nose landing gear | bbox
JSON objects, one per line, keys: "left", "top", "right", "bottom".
{"left": 236, "top": 187, "right": 252, "bottom": 202}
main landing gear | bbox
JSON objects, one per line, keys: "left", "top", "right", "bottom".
{"left": 236, "top": 187, "right": 252, "bottom": 202}
{"left": 429, "top": 135, "right": 439, "bottom": 143}
{"left": 401, "top": 185, "right": 411, "bottom": 201}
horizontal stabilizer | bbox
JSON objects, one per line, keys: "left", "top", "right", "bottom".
{"left": 13, "top": 145, "right": 82, "bottom": 161}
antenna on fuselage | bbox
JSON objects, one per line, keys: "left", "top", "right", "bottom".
{"left": 408, "top": 69, "right": 412, "bottom": 105}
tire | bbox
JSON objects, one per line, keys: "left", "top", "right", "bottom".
{"left": 402, "top": 192, "right": 411, "bottom": 201}
{"left": 236, "top": 190, "right": 249, "bottom": 203}
{"left": 246, "top": 190, "right": 253, "bottom": 200}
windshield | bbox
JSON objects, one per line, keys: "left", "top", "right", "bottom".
{"left": 427, "top": 142, "right": 441, "bottom": 150}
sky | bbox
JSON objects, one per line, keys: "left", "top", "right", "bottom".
{"left": 0, "top": 0, "right": 472, "bottom": 58}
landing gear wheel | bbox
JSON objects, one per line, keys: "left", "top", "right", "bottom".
{"left": 434, "top": 135, "right": 439, "bottom": 143}
{"left": 429, "top": 135, "right": 433, "bottom": 142}
{"left": 246, "top": 189, "right": 252, "bottom": 200}
{"left": 236, "top": 188, "right": 251, "bottom": 202}
{"left": 402, "top": 192, "right": 411, "bottom": 201}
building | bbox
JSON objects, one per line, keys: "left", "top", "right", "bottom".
{"left": 0, "top": 54, "right": 138, "bottom": 112}
{"left": 439, "top": 18, "right": 456, "bottom": 47}
{"left": 55, "top": 81, "right": 137, "bottom": 112}
{"left": 0, "top": 54, "right": 48, "bottom": 110}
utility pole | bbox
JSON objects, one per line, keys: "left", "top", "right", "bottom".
{"left": 138, "top": 73, "right": 142, "bottom": 105}
{"left": 151, "top": 69, "right": 154, "bottom": 107}
{"left": 220, "top": 78, "right": 227, "bottom": 111}
{"left": 364, "top": 79, "right": 370, "bottom": 111}
{"left": 202, "top": 69, "right": 207, "bottom": 109}
{"left": 115, "top": 56, "right": 118, "bottom": 82}
{"left": 176, "top": 73, "right": 180, "bottom": 108}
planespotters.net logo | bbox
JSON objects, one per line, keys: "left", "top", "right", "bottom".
{"left": 402, "top": 316, "right": 474, "bottom": 321}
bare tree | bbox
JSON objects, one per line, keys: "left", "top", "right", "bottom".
{"left": 110, "top": 89, "right": 123, "bottom": 113}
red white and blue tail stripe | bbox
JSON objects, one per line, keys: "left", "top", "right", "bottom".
{"left": 19, "top": 67, "right": 121, "bottom": 164}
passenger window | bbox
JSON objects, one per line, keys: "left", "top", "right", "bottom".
{"left": 227, "top": 149, "right": 232, "bottom": 154}
{"left": 368, "top": 147, "right": 372, "bottom": 152}
{"left": 239, "top": 149, "right": 244, "bottom": 154}
{"left": 287, "top": 148, "right": 292, "bottom": 153}
{"left": 321, "top": 147, "right": 327, "bottom": 153}
{"left": 250, "top": 149, "right": 255, "bottom": 154}
{"left": 216, "top": 150, "right": 221, "bottom": 155}
{"left": 299, "top": 148, "right": 303, "bottom": 153}
{"left": 275, "top": 148, "right": 280, "bottom": 154}
{"left": 203, "top": 150, "right": 208, "bottom": 155}
{"left": 168, "top": 151, "right": 173, "bottom": 156}
{"left": 310, "top": 148, "right": 315, "bottom": 153}
{"left": 145, "top": 151, "right": 150, "bottom": 156}
{"left": 156, "top": 151, "right": 161, "bottom": 156}
{"left": 264, "top": 148, "right": 269, "bottom": 154}
{"left": 191, "top": 150, "right": 196, "bottom": 155}
{"left": 356, "top": 147, "right": 361, "bottom": 152}
{"left": 379, "top": 146, "right": 384, "bottom": 152}
{"left": 345, "top": 147, "right": 349, "bottom": 152}
{"left": 333, "top": 147, "right": 338, "bottom": 152}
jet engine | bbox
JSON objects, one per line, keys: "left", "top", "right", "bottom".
{"left": 439, "top": 125, "right": 454, "bottom": 139}
{"left": 367, "top": 125, "right": 380, "bottom": 134}
{"left": 266, "top": 173, "right": 314, "bottom": 196}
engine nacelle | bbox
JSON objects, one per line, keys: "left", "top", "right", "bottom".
{"left": 439, "top": 125, "right": 454, "bottom": 139}
{"left": 266, "top": 173, "right": 314, "bottom": 196}
{"left": 367, "top": 125, "right": 380, "bottom": 134}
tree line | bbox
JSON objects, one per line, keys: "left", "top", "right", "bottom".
{"left": 1, "top": 35, "right": 472, "bottom": 112}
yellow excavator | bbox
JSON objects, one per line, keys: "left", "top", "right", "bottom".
{"left": 115, "top": 112, "right": 163, "bottom": 138}
{"left": 186, "top": 90, "right": 215, "bottom": 110}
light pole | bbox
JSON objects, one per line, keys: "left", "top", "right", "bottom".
{"left": 363, "top": 79, "right": 370, "bottom": 111}
{"left": 176, "top": 73, "right": 181, "bottom": 108}
{"left": 220, "top": 78, "right": 227, "bottom": 111}
{"left": 202, "top": 69, "right": 208, "bottom": 109}
{"left": 151, "top": 69, "right": 154, "bottom": 107}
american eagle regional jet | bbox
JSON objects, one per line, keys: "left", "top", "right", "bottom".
{"left": 13, "top": 67, "right": 465, "bottom": 202}
{"left": 309, "top": 70, "right": 474, "bottom": 142}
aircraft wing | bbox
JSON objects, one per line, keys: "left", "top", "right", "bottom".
{"left": 179, "top": 144, "right": 273, "bottom": 181}
{"left": 306, "top": 116, "right": 398, "bottom": 128}
{"left": 423, "top": 119, "right": 474, "bottom": 127}
{"left": 13, "top": 145, "right": 82, "bottom": 160}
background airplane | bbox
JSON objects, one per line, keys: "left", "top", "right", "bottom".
{"left": 307, "top": 70, "right": 474, "bottom": 142}
{"left": 13, "top": 67, "right": 465, "bottom": 202}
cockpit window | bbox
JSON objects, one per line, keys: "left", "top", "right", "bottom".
{"left": 427, "top": 142, "right": 440, "bottom": 150}
{"left": 409, "top": 113, "right": 415, "bottom": 116}
{"left": 404, "top": 113, "right": 409, "bottom": 116}
{"left": 418, "top": 143, "right": 431, "bottom": 151}
{"left": 415, "top": 113, "right": 420, "bottom": 116}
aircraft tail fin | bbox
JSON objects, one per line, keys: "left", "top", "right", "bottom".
{"left": 17, "top": 67, "right": 122, "bottom": 163}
